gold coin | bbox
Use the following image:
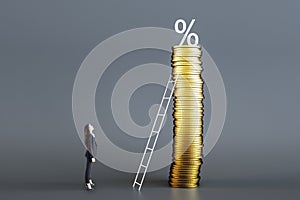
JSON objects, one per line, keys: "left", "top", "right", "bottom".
{"left": 169, "top": 45, "right": 204, "bottom": 188}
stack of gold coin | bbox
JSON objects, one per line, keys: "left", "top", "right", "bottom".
{"left": 169, "top": 45, "right": 204, "bottom": 188}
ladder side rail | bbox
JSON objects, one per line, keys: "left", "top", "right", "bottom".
{"left": 148, "top": 77, "right": 177, "bottom": 166}
{"left": 133, "top": 75, "right": 173, "bottom": 187}
{"left": 133, "top": 74, "right": 178, "bottom": 190}
{"left": 136, "top": 76, "right": 178, "bottom": 190}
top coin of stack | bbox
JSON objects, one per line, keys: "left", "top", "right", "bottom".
{"left": 169, "top": 45, "right": 204, "bottom": 188}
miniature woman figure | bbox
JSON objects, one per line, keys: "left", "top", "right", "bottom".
{"left": 84, "top": 123, "right": 97, "bottom": 191}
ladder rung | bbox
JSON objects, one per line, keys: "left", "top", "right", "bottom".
{"left": 152, "top": 131, "right": 159, "bottom": 134}
{"left": 140, "top": 164, "right": 147, "bottom": 168}
{"left": 146, "top": 147, "right": 153, "bottom": 151}
{"left": 134, "top": 182, "right": 141, "bottom": 186}
{"left": 157, "top": 114, "right": 164, "bottom": 116}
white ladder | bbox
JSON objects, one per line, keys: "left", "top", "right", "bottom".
{"left": 132, "top": 74, "right": 178, "bottom": 191}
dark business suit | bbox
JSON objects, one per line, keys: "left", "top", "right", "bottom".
{"left": 84, "top": 133, "right": 97, "bottom": 183}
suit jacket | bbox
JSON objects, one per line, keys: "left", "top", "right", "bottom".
{"left": 84, "top": 132, "right": 97, "bottom": 159}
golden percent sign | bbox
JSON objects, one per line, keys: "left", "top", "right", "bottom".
{"left": 169, "top": 19, "right": 204, "bottom": 188}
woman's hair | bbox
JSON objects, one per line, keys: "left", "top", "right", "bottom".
{"left": 84, "top": 124, "right": 91, "bottom": 149}
{"left": 83, "top": 124, "right": 90, "bottom": 134}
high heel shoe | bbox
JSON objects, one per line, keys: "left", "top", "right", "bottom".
{"left": 85, "top": 183, "right": 93, "bottom": 191}
{"left": 89, "top": 179, "right": 95, "bottom": 187}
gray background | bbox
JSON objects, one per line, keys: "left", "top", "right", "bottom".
{"left": 0, "top": 0, "right": 299, "bottom": 199}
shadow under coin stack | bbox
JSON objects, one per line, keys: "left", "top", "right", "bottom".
{"left": 169, "top": 45, "right": 204, "bottom": 188}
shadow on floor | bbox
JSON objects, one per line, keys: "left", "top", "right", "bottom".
{"left": 0, "top": 181, "right": 82, "bottom": 191}
{"left": 2, "top": 178, "right": 299, "bottom": 192}
{"left": 141, "top": 179, "right": 170, "bottom": 189}
{"left": 201, "top": 178, "right": 300, "bottom": 189}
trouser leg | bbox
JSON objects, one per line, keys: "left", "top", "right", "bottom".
{"left": 85, "top": 159, "right": 92, "bottom": 183}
